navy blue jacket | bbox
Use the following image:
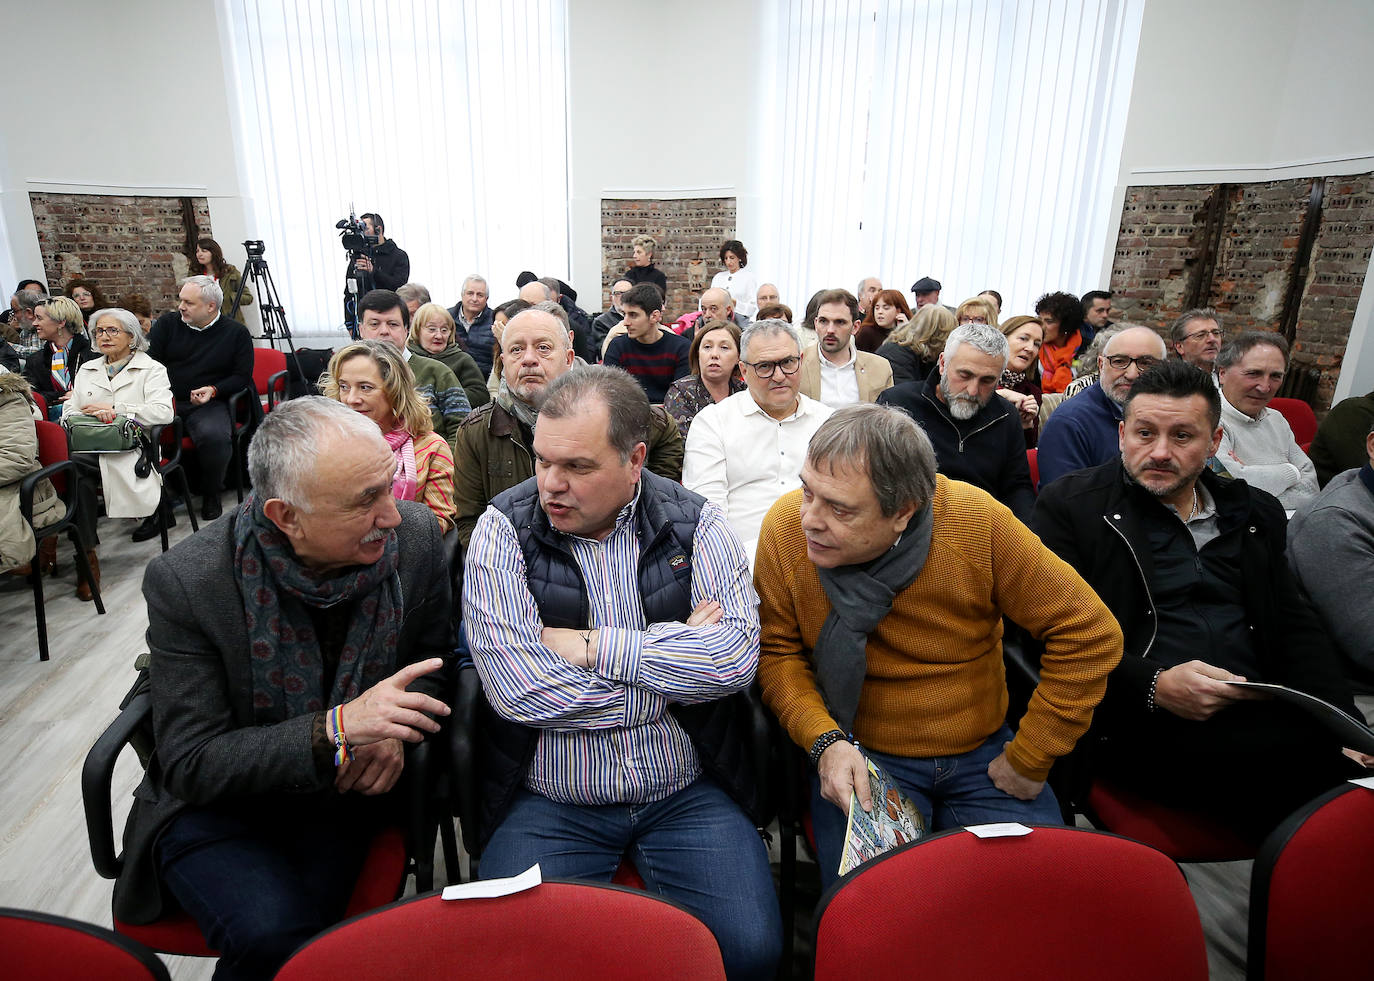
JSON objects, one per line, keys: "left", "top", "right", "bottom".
{"left": 1037, "top": 382, "right": 1123, "bottom": 489}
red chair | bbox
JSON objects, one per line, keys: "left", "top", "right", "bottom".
{"left": 813, "top": 826, "right": 1208, "bottom": 981}
{"left": 1084, "top": 778, "right": 1256, "bottom": 863}
{"left": 31, "top": 391, "right": 48, "bottom": 418}
{"left": 1248, "top": 784, "right": 1374, "bottom": 981}
{"left": 82, "top": 686, "right": 411, "bottom": 960}
{"left": 274, "top": 881, "right": 726, "bottom": 981}
{"left": 0, "top": 907, "right": 170, "bottom": 981}
{"left": 22, "top": 420, "right": 106, "bottom": 661}
{"left": 1269, "top": 397, "right": 1317, "bottom": 452}
{"left": 225, "top": 348, "right": 291, "bottom": 502}
{"left": 1026, "top": 447, "right": 1039, "bottom": 491}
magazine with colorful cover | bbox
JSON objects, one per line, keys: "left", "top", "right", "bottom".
{"left": 838, "top": 755, "right": 926, "bottom": 877}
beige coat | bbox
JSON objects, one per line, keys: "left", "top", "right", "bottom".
{"left": 0, "top": 373, "right": 61, "bottom": 571}
{"left": 67, "top": 352, "right": 174, "bottom": 518}
{"left": 798, "top": 342, "right": 894, "bottom": 405}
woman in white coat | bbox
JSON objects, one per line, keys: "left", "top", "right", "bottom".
{"left": 68, "top": 308, "right": 173, "bottom": 528}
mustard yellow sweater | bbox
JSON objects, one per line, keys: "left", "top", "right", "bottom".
{"left": 755, "top": 476, "right": 1122, "bottom": 781}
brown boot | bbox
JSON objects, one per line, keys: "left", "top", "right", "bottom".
{"left": 38, "top": 537, "right": 57, "bottom": 575}
{"left": 76, "top": 550, "right": 100, "bottom": 602}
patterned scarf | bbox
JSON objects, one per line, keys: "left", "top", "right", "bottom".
{"left": 50, "top": 342, "right": 70, "bottom": 392}
{"left": 1001, "top": 369, "right": 1026, "bottom": 388}
{"left": 383, "top": 428, "right": 418, "bottom": 501}
{"left": 496, "top": 376, "right": 539, "bottom": 430}
{"left": 233, "top": 495, "right": 403, "bottom": 722}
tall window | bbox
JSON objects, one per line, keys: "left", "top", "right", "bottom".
{"left": 224, "top": 0, "right": 570, "bottom": 338}
{"left": 755, "top": 0, "right": 1143, "bottom": 313}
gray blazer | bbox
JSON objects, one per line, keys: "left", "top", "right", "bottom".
{"left": 113, "top": 500, "right": 453, "bottom": 923}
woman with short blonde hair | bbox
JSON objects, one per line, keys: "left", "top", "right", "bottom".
{"left": 408, "top": 302, "right": 490, "bottom": 408}
{"left": 320, "top": 340, "right": 456, "bottom": 533}
{"left": 955, "top": 296, "right": 999, "bottom": 329}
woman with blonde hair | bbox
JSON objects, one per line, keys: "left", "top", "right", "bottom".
{"left": 874, "top": 303, "right": 957, "bottom": 385}
{"left": 997, "top": 315, "right": 1045, "bottom": 447}
{"left": 624, "top": 233, "right": 668, "bottom": 297}
{"left": 321, "top": 340, "right": 456, "bottom": 534}
{"left": 24, "top": 295, "right": 97, "bottom": 419}
{"left": 408, "top": 302, "right": 490, "bottom": 408}
{"left": 954, "top": 295, "right": 1000, "bottom": 329}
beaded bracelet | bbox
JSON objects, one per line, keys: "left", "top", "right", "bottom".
{"left": 329, "top": 704, "right": 353, "bottom": 766}
{"left": 810, "top": 729, "right": 848, "bottom": 767}
{"left": 1145, "top": 668, "right": 1164, "bottom": 713}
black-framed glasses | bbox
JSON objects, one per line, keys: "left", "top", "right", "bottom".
{"left": 93, "top": 326, "right": 125, "bottom": 338}
{"left": 1103, "top": 354, "right": 1161, "bottom": 371}
{"left": 742, "top": 356, "right": 801, "bottom": 378}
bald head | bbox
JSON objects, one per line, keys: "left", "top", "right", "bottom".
{"left": 757, "top": 283, "right": 780, "bottom": 309}
{"left": 700, "top": 287, "right": 734, "bottom": 323}
{"left": 519, "top": 281, "right": 553, "bottom": 305}
{"left": 1100, "top": 326, "right": 1169, "bottom": 405}
{"left": 500, "top": 308, "right": 576, "bottom": 405}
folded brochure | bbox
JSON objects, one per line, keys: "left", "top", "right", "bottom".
{"left": 1224, "top": 681, "right": 1374, "bottom": 755}
{"left": 839, "top": 755, "right": 926, "bottom": 877}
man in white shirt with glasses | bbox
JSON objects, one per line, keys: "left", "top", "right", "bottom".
{"left": 684, "top": 319, "right": 833, "bottom": 564}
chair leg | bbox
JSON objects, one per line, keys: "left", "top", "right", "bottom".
{"left": 29, "top": 544, "right": 48, "bottom": 662}
{"left": 179, "top": 469, "right": 199, "bottom": 532}
{"left": 439, "top": 814, "right": 460, "bottom": 885}
{"left": 233, "top": 432, "right": 245, "bottom": 504}
{"left": 70, "top": 532, "right": 105, "bottom": 615}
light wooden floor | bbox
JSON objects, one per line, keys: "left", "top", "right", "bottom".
{"left": 3, "top": 489, "right": 1363, "bottom": 978}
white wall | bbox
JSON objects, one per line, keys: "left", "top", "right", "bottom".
{"left": 565, "top": 0, "right": 764, "bottom": 302}
{"left": 1112, "top": 0, "right": 1374, "bottom": 398}
{"left": 0, "top": 0, "right": 251, "bottom": 315}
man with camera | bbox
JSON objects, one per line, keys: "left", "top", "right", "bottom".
{"left": 350, "top": 213, "right": 410, "bottom": 292}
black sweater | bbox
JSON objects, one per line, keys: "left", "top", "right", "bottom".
{"left": 148, "top": 312, "right": 254, "bottom": 403}
{"left": 877, "top": 369, "right": 1036, "bottom": 522}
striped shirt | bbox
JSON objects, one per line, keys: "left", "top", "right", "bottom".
{"left": 603, "top": 331, "right": 691, "bottom": 404}
{"left": 462, "top": 486, "right": 760, "bottom": 806}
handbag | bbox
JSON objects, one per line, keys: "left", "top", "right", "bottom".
{"left": 65, "top": 412, "right": 144, "bottom": 452}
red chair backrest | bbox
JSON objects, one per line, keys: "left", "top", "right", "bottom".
{"left": 1269, "top": 397, "right": 1317, "bottom": 449}
{"left": 1250, "top": 785, "right": 1374, "bottom": 981}
{"left": 253, "top": 347, "right": 288, "bottom": 399}
{"left": 35, "top": 420, "right": 69, "bottom": 495}
{"left": 274, "top": 881, "right": 725, "bottom": 981}
{"left": 1026, "top": 447, "right": 1039, "bottom": 491}
{"left": 814, "top": 827, "right": 1207, "bottom": 981}
{"left": 1, "top": 908, "right": 170, "bottom": 980}
{"left": 1087, "top": 779, "right": 1256, "bottom": 862}
{"left": 31, "top": 392, "right": 48, "bottom": 418}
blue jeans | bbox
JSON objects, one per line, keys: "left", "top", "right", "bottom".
{"left": 481, "top": 779, "right": 781, "bottom": 981}
{"left": 156, "top": 797, "right": 382, "bottom": 981}
{"left": 810, "top": 725, "right": 1063, "bottom": 888}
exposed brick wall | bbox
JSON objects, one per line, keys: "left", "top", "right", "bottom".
{"left": 600, "top": 198, "right": 736, "bottom": 321}
{"left": 1109, "top": 173, "right": 1374, "bottom": 413}
{"left": 29, "top": 192, "right": 213, "bottom": 315}
{"left": 1294, "top": 175, "right": 1374, "bottom": 410}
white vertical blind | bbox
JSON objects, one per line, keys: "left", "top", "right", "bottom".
{"left": 223, "top": 0, "right": 570, "bottom": 339}
{"left": 756, "top": 0, "right": 1143, "bottom": 315}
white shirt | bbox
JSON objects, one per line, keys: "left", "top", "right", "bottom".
{"left": 683, "top": 390, "right": 833, "bottom": 565}
{"left": 1216, "top": 395, "right": 1319, "bottom": 509}
{"left": 711, "top": 269, "right": 760, "bottom": 319}
{"left": 817, "top": 339, "right": 861, "bottom": 408}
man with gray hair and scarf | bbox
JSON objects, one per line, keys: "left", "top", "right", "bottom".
{"left": 113, "top": 397, "right": 454, "bottom": 980}
{"left": 451, "top": 307, "right": 683, "bottom": 548}
{"left": 755, "top": 404, "right": 1122, "bottom": 887}
{"left": 148, "top": 274, "right": 254, "bottom": 521}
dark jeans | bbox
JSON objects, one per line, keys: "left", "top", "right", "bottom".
{"left": 481, "top": 779, "right": 782, "bottom": 981}
{"left": 155, "top": 796, "right": 383, "bottom": 981}
{"left": 179, "top": 401, "right": 233, "bottom": 495}
{"left": 810, "top": 725, "right": 1064, "bottom": 889}
{"left": 1096, "top": 699, "right": 1358, "bottom": 843}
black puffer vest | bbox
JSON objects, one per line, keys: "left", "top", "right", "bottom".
{"left": 476, "top": 470, "right": 762, "bottom": 847}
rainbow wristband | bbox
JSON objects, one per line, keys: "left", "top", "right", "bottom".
{"left": 330, "top": 704, "right": 353, "bottom": 766}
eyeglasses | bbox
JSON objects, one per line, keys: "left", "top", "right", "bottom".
{"left": 958, "top": 317, "right": 989, "bottom": 325}
{"left": 1103, "top": 354, "right": 1161, "bottom": 372}
{"left": 611, "top": 289, "right": 628, "bottom": 298}
{"left": 742, "top": 356, "right": 801, "bottom": 378}
{"left": 1183, "top": 328, "right": 1224, "bottom": 342}
{"left": 93, "top": 326, "right": 125, "bottom": 338}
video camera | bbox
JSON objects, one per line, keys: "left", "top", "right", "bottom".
{"left": 244, "top": 239, "right": 266, "bottom": 258}
{"left": 336, "top": 209, "right": 378, "bottom": 259}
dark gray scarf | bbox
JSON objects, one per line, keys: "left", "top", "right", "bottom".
{"left": 813, "top": 505, "right": 934, "bottom": 733}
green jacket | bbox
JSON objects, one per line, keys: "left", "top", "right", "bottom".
{"left": 407, "top": 340, "right": 489, "bottom": 410}
{"left": 408, "top": 352, "right": 470, "bottom": 446}
{"left": 452, "top": 398, "right": 685, "bottom": 548}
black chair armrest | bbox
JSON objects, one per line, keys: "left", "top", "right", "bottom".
{"left": 451, "top": 666, "right": 481, "bottom": 856}
{"left": 20, "top": 459, "right": 79, "bottom": 526}
{"left": 266, "top": 370, "right": 289, "bottom": 412}
{"left": 81, "top": 691, "right": 152, "bottom": 880}
{"left": 746, "top": 686, "right": 776, "bottom": 826}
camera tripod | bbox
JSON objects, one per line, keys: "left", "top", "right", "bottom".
{"left": 230, "top": 241, "right": 304, "bottom": 382}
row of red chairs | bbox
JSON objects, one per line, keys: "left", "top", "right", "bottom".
{"left": 15, "top": 782, "right": 1371, "bottom": 979}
